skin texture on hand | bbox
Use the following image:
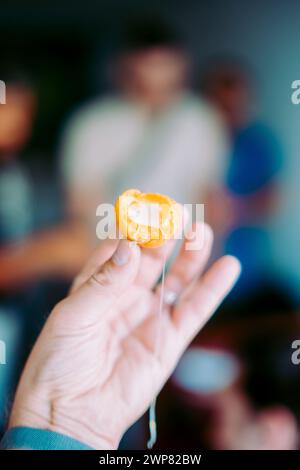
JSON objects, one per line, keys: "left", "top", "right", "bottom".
{"left": 8, "top": 223, "right": 241, "bottom": 449}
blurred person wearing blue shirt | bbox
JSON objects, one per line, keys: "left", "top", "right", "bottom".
{"left": 201, "top": 60, "right": 285, "bottom": 309}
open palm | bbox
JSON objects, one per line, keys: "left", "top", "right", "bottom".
{"left": 9, "top": 224, "right": 240, "bottom": 449}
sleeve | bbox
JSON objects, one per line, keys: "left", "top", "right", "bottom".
{"left": 227, "top": 123, "right": 283, "bottom": 195}
{"left": 0, "top": 427, "right": 94, "bottom": 450}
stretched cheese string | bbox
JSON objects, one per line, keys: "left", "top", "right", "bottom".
{"left": 147, "top": 253, "right": 167, "bottom": 449}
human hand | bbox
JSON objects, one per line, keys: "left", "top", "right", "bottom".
{"left": 9, "top": 223, "right": 240, "bottom": 449}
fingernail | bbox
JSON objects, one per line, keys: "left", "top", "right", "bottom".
{"left": 112, "top": 240, "right": 133, "bottom": 266}
{"left": 218, "top": 256, "right": 242, "bottom": 285}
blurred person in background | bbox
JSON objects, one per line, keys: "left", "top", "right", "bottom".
{"left": 0, "top": 77, "right": 91, "bottom": 294}
{"left": 0, "top": 67, "right": 75, "bottom": 431}
{"left": 191, "top": 60, "right": 298, "bottom": 449}
{"left": 201, "top": 59, "right": 288, "bottom": 313}
{"left": 0, "top": 67, "right": 78, "bottom": 294}
{"left": 0, "top": 69, "right": 35, "bottom": 245}
{"left": 61, "top": 17, "right": 227, "bottom": 221}
{"left": 0, "top": 69, "right": 38, "bottom": 430}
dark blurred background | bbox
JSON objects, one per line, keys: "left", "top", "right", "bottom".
{"left": 1, "top": 0, "right": 300, "bottom": 450}
{"left": 1, "top": 0, "right": 300, "bottom": 293}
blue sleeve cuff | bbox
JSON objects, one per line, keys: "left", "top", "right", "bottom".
{"left": 0, "top": 427, "right": 94, "bottom": 450}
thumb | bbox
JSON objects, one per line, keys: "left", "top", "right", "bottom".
{"left": 54, "top": 240, "right": 141, "bottom": 325}
{"left": 90, "top": 239, "right": 140, "bottom": 295}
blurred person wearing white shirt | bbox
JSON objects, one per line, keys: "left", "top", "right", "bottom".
{"left": 61, "top": 18, "right": 228, "bottom": 221}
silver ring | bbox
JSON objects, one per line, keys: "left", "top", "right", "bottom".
{"left": 163, "top": 289, "right": 178, "bottom": 306}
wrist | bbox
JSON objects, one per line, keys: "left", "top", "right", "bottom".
{"left": 9, "top": 395, "right": 120, "bottom": 450}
